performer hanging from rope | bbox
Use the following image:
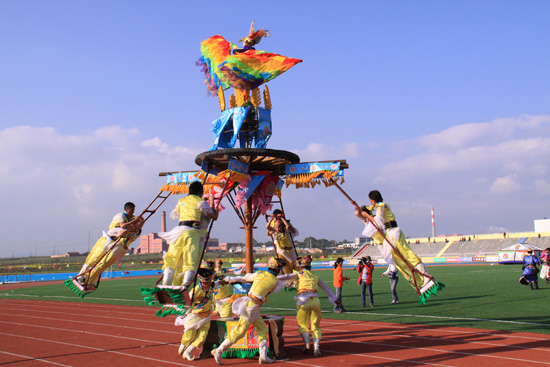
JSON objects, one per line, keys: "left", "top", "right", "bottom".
{"left": 160, "top": 181, "right": 219, "bottom": 288}
{"left": 278, "top": 255, "right": 341, "bottom": 357}
{"left": 266, "top": 209, "right": 299, "bottom": 275}
{"left": 175, "top": 267, "right": 217, "bottom": 361}
{"left": 70, "top": 202, "right": 143, "bottom": 292}
{"left": 352, "top": 190, "right": 443, "bottom": 303}
{"left": 211, "top": 257, "right": 287, "bottom": 365}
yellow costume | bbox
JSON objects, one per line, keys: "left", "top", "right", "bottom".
{"left": 211, "top": 258, "right": 287, "bottom": 365}
{"left": 269, "top": 221, "right": 299, "bottom": 274}
{"left": 175, "top": 268, "right": 215, "bottom": 361}
{"left": 279, "top": 263, "right": 337, "bottom": 357}
{"left": 82, "top": 212, "right": 141, "bottom": 286}
{"left": 363, "top": 202, "right": 431, "bottom": 290}
{"left": 213, "top": 268, "right": 233, "bottom": 317}
{"left": 160, "top": 194, "right": 215, "bottom": 286}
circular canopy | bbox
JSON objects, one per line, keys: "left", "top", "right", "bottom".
{"left": 195, "top": 148, "right": 300, "bottom": 176}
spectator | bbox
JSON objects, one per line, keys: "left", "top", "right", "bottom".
{"left": 382, "top": 263, "right": 399, "bottom": 304}
{"left": 539, "top": 248, "right": 550, "bottom": 285}
{"left": 520, "top": 250, "right": 540, "bottom": 290}
{"left": 357, "top": 256, "right": 374, "bottom": 307}
{"left": 333, "top": 258, "right": 348, "bottom": 313}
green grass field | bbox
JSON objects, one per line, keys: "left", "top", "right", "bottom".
{"left": 1, "top": 264, "right": 549, "bottom": 334}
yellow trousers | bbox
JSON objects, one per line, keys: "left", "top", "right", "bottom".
{"left": 277, "top": 248, "right": 297, "bottom": 275}
{"left": 216, "top": 300, "right": 233, "bottom": 318}
{"left": 181, "top": 320, "right": 210, "bottom": 348}
{"left": 85, "top": 237, "right": 108, "bottom": 267}
{"left": 296, "top": 297, "right": 322, "bottom": 339}
{"left": 389, "top": 229, "right": 424, "bottom": 289}
{"left": 163, "top": 230, "right": 200, "bottom": 273}
{"left": 228, "top": 315, "right": 268, "bottom": 344}
{"left": 88, "top": 242, "right": 126, "bottom": 285}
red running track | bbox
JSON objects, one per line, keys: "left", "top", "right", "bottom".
{"left": 0, "top": 298, "right": 548, "bottom": 367}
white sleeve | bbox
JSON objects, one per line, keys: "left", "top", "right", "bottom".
{"left": 374, "top": 205, "right": 385, "bottom": 229}
{"left": 277, "top": 273, "right": 299, "bottom": 283}
{"left": 111, "top": 212, "right": 125, "bottom": 224}
{"left": 225, "top": 273, "right": 256, "bottom": 283}
{"left": 169, "top": 202, "right": 180, "bottom": 221}
{"left": 198, "top": 201, "right": 215, "bottom": 216}
{"left": 317, "top": 278, "right": 337, "bottom": 304}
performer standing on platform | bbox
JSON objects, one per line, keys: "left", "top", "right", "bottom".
{"left": 175, "top": 268, "right": 216, "bottom": 361}
{"left": 77, "top": 202, "right": 143, "bottom": 286}
{"left": 353, "top": 190, "right": 434, "bottom": 295}
{"left": 160, "top": 181, "right": 218, "bottom": 287}
{"left": 278, "top": 255, "right": 340, "bottom": 357}
{"left": 211, "top": 257, "right": 287, "bottom": 365}
{"left": 266, "top": 209, "right": 299, "bottom": 274}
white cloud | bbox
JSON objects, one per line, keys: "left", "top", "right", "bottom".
{"left": 489, "top": 174, "right": 521, "bottom": 194}
{"left": 292, "top": 141, "right": 363, "bottom": 161}
{"left": 0, "top": 125, "right": 200, "bottom": 257}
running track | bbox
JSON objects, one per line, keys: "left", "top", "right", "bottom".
{"left": 0, "top": 298, "right": 548, "bottom": 366}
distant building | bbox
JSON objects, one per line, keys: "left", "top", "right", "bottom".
{"left": 50, "top": 252, "right": 83, "bottom": 258}
{"left": 207, "top": 242, "right": 242, "bottom": 252}
{"left": 355, "top": 236, "right": 371, "bottom": 245}
{"left": 136, "top": 233, "right": 168, "bottom": 254}
{"left": 534, "top": 218, "right": 550, "bottom": 232}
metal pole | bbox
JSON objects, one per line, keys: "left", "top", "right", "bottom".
{"left": 431, "top": 207, "right": 435, "bottom": 238}
{"left": 245, "top": 197, "right": 254, "bottom": 273}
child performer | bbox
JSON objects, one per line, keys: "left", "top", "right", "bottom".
{"left": 279, "top": 256, "right": 341, "bottom": 356}
{"left": 266, "top": 209, "right": 299, "bottom": 274}
{"left": 211, "top": 257, "right": 287, "bottom": 365}
{"left": 175, "top": 267, "right": 216, "bottom": 361}
{"left": 213, "top": 259, "right": 234, "bottom": 318}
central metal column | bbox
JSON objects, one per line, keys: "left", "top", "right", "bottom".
{"left": 244, "top": 197, "right": 255, "bottom": 273}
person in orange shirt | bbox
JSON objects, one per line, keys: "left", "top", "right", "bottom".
{"left": 333, "top": 258, "right": 349, "bottom": 313}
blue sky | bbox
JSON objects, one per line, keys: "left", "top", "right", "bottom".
{"left": 1, "top": 1, "right": 549, "bottom": 257}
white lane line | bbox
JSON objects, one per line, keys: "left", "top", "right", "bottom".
{"left": 0, "top": 350, "right": 73, "bottom": 366}
{"left": 0, "top": 331, "right": 193, "bottom": 367}
{"left": 262, "top": 306, "right": 550, "bottom": 327}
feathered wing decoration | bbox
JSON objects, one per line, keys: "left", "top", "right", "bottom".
{"left": 196, "top": 35, "right": 235, "bottom": 95}
{"left": 197, "top": 35, "right": 302, "bottom": 95}
{"left": 219, "top": 51, "right": 302, "bottom": 91}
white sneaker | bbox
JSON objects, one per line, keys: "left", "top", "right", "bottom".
{"left": 211, "top": 348, "right": 224, "bottom": 365}
{"left": 183, "top": 345, "right": 196, "bottom": 361}
{"left": 178, "top": 343, "right": 186, "bottom": 355}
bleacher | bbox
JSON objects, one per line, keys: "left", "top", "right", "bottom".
{"left": 349, "top": 231, "right": 550, "bottom": 261}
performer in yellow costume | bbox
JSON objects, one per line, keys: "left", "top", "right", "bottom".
{"left": 266, "top": 210, "right": 299, "bottom": 274}
{"left": 160, "top": 181, "right": 218, "bottom": 287}
{"left": 213, "top": 259, "right": 234, "bottom": 318}
{"left": 79, "top": 202, "right": 143, "bottom": 288}
{"left": 354, "top": 190, "right": 433, "bottom": 292}
{"left": 211, "top": 257, "right": 287, "bottom": 365}
{"left": 278, "top": 256, "right": 340, "bottom": 357}
{"left": 175, "top": 268, "right": 215, "bottom": 361}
